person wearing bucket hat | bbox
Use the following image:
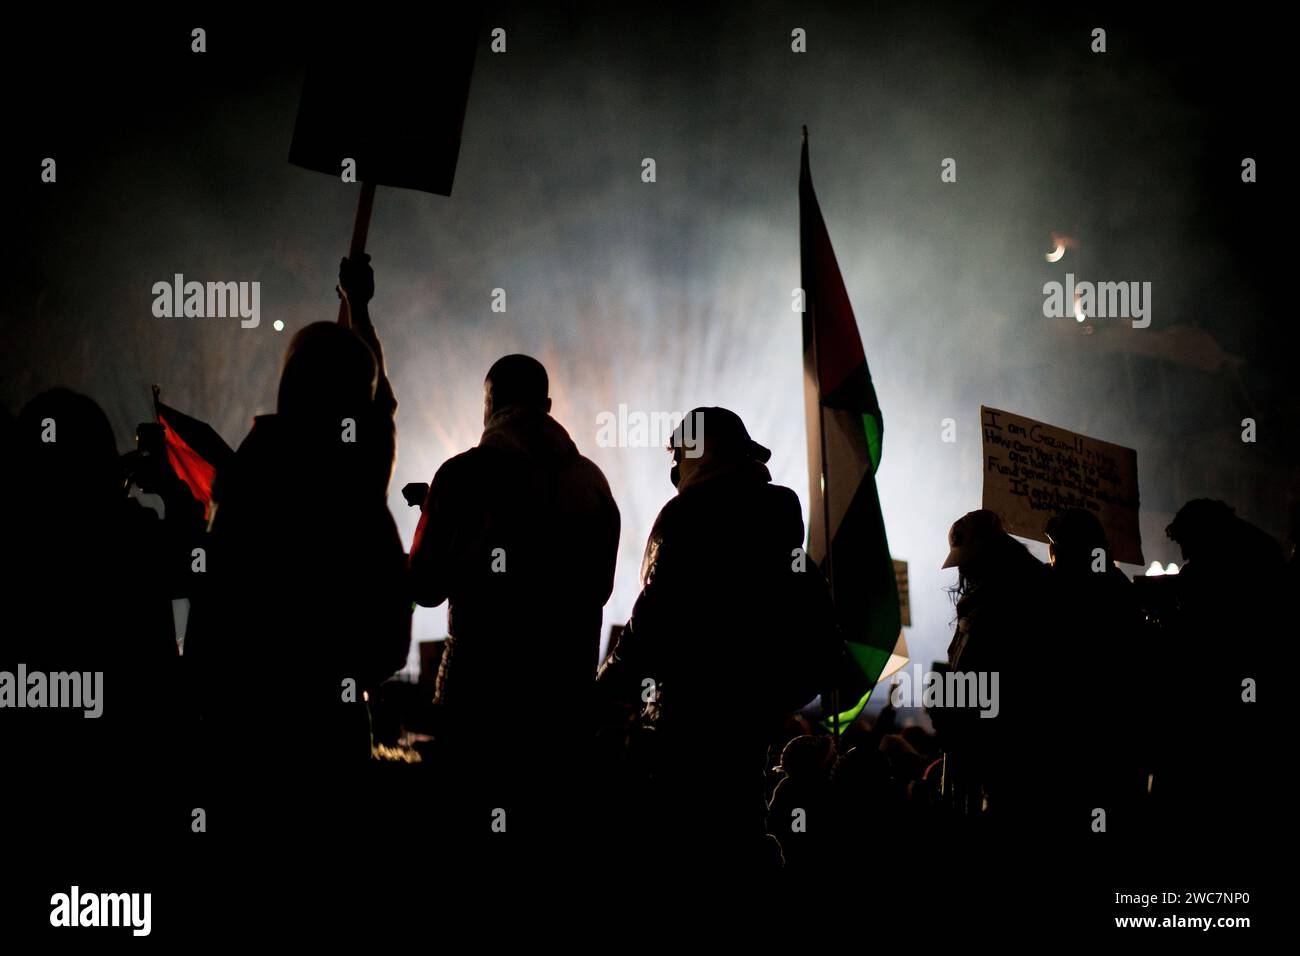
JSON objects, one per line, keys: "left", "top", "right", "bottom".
{"left": 665, "top": 405, "right": 772, "bottom": 493}
{"left": 597, "top": 406, "right": 842, "bottom": 872}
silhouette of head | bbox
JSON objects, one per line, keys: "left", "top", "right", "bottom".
{"left": 17, "top": 388, "right": 121, "bottom": 507}
{"left": 484, "top": 354, "right": 550, "bottom": 425}
{"left": 278, "top": 322, "right": 377, "bottom": 419}
{"left": 1045, "top": 508, "right": 1109, "bottom": 571}
{"left": 829, "top": 745, "right": 887, "bottom": 793}
{"left": 1166, "top": 498, "right": 1237, "bottom": 563}
{"left": 773, "top": 734, "right": 833, "bottom": 779}
{"left": 667, "top": 406, "right": 770, "bottom": 489}
{"left": 941, "top": 509, "right": 1005, "bottom": 572}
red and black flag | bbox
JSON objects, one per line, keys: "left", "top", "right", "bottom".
{"left": 152, "top": 385, "right": 234, "bottom": 517}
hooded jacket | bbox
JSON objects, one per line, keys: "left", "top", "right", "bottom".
{"left": 596, "top": 459, "right": 841, "bottom": 851}
{"left": 602, "top": 460, "right": 840, "bottom": 749}
{"left": 187, "top": 410, "right": 411, "bottom": 766}
{"left": 409, "top": 407, "right": 620, "bottom": 724}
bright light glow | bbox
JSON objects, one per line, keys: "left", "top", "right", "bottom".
{"left": 1074, "top": 293, "right": 1086, "bottom": 323}
{"left": 1045, "top": 231, "right": 1076, "bottom": 261}
{"left": 1165, "top": 562, "right": 1180, "bottom": 575}
{"left": 1146, "top": 560, "right": 1165, "bottom": 576}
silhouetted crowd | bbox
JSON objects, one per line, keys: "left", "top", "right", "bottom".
{"left": 2, "top": 257, "right": 1289, "bottom": 915}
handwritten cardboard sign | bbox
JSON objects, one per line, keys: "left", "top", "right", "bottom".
{"left": 980, "top": 406, "right": 1143, "bottom": 565}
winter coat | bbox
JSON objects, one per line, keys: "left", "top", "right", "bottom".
{"left": 409, "top": 406, "right": 620, "bottom": 731}
{"left": 188, "top": 409, "right": 411, "bottom": 768}
{"left": 599, "top": 460, "right": 842, "bottom": 845}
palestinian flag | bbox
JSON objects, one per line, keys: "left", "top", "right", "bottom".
{"left": 152, "top": 385, "right": 234, "bottom": 517}
{"left": 799, "top": 128, "right": 902, "bottom": 730}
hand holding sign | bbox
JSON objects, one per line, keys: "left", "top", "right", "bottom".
{"left": 336, "top": 253, "right": 375, "bottom": 329}
{"left": 288, "top": 16, "right": 479, "bottom": 322}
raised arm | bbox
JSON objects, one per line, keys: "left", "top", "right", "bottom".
{"left": 337, "top": 253, "right": 397, "bottom": 419}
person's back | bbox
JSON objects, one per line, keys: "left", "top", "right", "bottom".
{"left": 1170, "top": 503, "right": 1279, "bottom": 702}
{"left": 4, "top": 389, "right": 189, "bottom": 852}
{"left": 413, "top": 404, "right": 618, "bottom": 724}
{"left": 767, "top": 734, "right": 835, "bottom": 875}
{"left": 1041, "top": 509, "right": 1145, "bottom": 840}
{"left": 598, "top": 408, "right": 841, "bottom": 867}
{"left": 186, "top": 262, "right": 411, "bottom": 843}
{"left": 408, "top": 355, "right": 619, "bottom": 856}
{"left": 1160, "top": 500, "right": 1281, "bottom": 850}
{"left": 937, "top": 510, "right": 1047, "bottom": 828}
{"left": 197, "top": 407, "right": 409, "bottom": 764}
{"left": 628, "top": 463, "right": 810, "bottom": 733}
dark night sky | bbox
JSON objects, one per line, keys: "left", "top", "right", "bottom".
{"left": 4, "top": 4, "right": 1290, "bottom": 674}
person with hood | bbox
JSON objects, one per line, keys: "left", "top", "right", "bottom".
{"left": 408, "top": 353, "right": 620, "bottom": 843}
{"left": 597, "top": 407, "right": 842, "bottom": 872}
{"left": 186, "top": 255, "right": 411, "bottom": 839}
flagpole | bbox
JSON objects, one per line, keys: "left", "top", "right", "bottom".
{"left": 802, "top": 126, "right": 841, "bottom": 741}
